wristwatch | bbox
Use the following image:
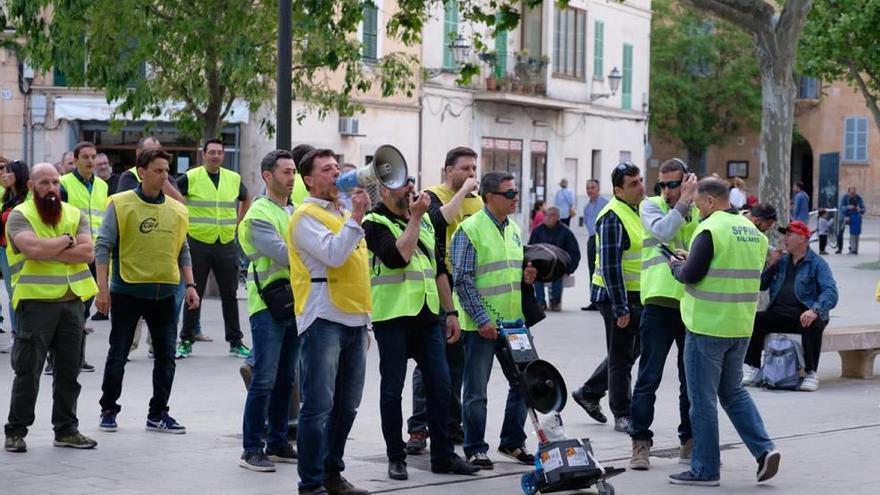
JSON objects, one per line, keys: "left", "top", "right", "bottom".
{"left": 186, "top": 283, "right": 197, "bottom": 289}
{"left": 445, "top": 310, "right": 459, "bottom": 318}
{"left": 64, "top": 233, "right": 74, "bottom": 248}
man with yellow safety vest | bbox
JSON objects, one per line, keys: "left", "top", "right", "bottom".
{"left": 58, "top": 141, "right": 106, "bottom": 372}
{"left": 236, "top": 150, "right": 300, "bottom": 472}
{"left": 287, "top": 148, "right": 371, "bottom": 495}
{"left": 668, "top": 178, "right": 779, "bottom": 486}
{"left": 405, "top": 146, "right": 481, "bottom": 453}
{"left": 628, "top": 159, "right": 699, "bottom": 471}
{"left": 93, "top": 149, "right": 199, "bottom": 435}
{"left": 3, "top": 163, "right": 99, "bottom": 453}
{"left": 452, "top": 171, "right": 538, "bottom": 471}
{"left": 175, "top": 138, "right": 252, "bottom": 359}
{"left": 364, "top": 178, "right": 480, "bottom": 481}
{"left": 571, "top": 162, "right": 645, "bottom": 434}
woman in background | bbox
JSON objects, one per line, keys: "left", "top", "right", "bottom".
{"left": 530, "top": 199, "right": 545, "bottom": 231}
{"left": 0, "top": 159, "right": 30, "bottom": 349}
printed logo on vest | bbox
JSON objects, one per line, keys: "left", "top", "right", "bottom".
{"left": 140, "top": 217, "right": 159, "bottom": 233}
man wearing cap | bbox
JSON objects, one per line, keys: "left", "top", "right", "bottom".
{"left": 742, "top": 220, "right": 838, "bottom": 392}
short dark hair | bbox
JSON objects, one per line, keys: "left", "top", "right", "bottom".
{"left": 444, "top": 146, "right": 478, "bottom": 169}
{"left": 750, "top": 203, "right": 777, "bottom": 221}
{"left": 136, "top": 149, "right": 172, "bottom": 170}
{"left": 479, "top": 171, "right": 515, "bottom": 201}
{"left": 659, "top": 158, "right": 688, "bottom": 175}
{"left": 260, "top": 150, "right": 294, "bottom": 173}
{"left": 73, "top": 141, "right": 97, "bottom": 159}
{"left": 697, "top": 177, "right": 730, "bottom": 200}
{"left": 587, "top": 178, "right": 599, "bottom": 187}
{"left": 291, "top": 144, "right": 315, "bottom": 167}
{"left": 137, "top": 136, "right": 160, "bottom": 150}
{"left": 298, "top": 149, "right": 337, "bottom": 191}
{"left": 202, "top": 138, "right": 223, "bottom": 153}
{"left": 611, "top": 162, "right": 641, "bottom": 188}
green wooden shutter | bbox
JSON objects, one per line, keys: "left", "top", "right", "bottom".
{"left": 622, "top": 43, "right": 633, "bottom": 110}
{"left": 593, "top": 21, "right": 604, "bottom": 78}
{"left": 495, "top": 29, "right": 507, "bottom": 79}
{"left": 443, "top": 1, "right": 459, "bottom": 68}
{"left": 362, "top": 4, "right": 379, "bottom": 63}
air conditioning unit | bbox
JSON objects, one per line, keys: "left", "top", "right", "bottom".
{"left": 338, "top": 116, "right": 360, "bottom": 136}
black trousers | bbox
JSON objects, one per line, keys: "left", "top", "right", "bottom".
{"left": 181, "top": 237, "right": 243, "bottom": 346}
{"left": 587, "top": 235, "right": 597, "bottom": 283}
{"left": 580, "top": 300, "right": 642, "bottom": 419}
{"left": 5, "top": 300, "right": 85, "bottom": 438}
{"left": 407, "top": 338, "right": 464, "bottom": 434}
{"left": 745, "top": 309, "right": 827, "bottom": 373}
{"left": 100, "top": 293, "right": 177, "bottom": 418}
{"left": 819, "top": 235, "right": 828, "bottom": 253}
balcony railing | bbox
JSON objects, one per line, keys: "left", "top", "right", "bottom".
{"left": 478, "top": 52, "right": 549, "bottom": 96}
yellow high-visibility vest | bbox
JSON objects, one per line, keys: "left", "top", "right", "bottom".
{"left": 185, "top": 166, "right": 240, "bottom": 244}
{"left": 60, "top": 173, "right": 108, "bottom": 241}
{"left": 592, "top": 196, "right": 643, "bottom": 292}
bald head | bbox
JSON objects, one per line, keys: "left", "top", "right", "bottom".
{"left": 32, "top": 162, "right": 59, "bottom": 180}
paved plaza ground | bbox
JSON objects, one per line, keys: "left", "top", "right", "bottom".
{"left": 1, "top": 219, "right": 879, "bottom": 495}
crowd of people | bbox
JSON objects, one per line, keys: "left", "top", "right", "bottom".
{"left": 0, "top": 143, "right": 857, "bottom": 492}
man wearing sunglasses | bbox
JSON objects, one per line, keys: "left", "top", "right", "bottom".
{"left": 451, "top": 171, "right": 537, "bottom": 470}
{"left": 572, "top": 162, "right": 645, "bottom": 435}
{"left": 628, "top": 159, "right": 699, "bottom": 471}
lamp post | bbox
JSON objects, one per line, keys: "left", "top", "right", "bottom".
{"left": 277, "top": 0, "right": 292, "bottom": 150}
{"left": 424, "top": 34, "right": 471, "bottom": 79}
{"left": 590, "top": 67, "right": 622, "bottom": 103}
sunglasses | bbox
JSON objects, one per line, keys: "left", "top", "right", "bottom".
{"left": 656, "top": 180, "right": 682, "bottom": 190}
{"left": 490, "top": 188, "right": 519, "bottom": 199}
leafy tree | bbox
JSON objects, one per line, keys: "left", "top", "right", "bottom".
{"left": 799, "top": 0, "right": 880, "bottom": 132}
{"left": 650, "top": 0, "right": 762, "bottom": 165}
{"left": 684, "top": 0, "right": 813, "bottom": 220}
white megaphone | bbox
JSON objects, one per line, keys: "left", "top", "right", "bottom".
{"left": 335, "top": 145, "right": 409, "bottom": 193}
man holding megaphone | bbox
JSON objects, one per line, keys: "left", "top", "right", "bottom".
{"left": 287, "top": 149, "right": 372, "bottom": 495}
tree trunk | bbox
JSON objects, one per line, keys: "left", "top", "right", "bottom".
{"left": 757, "top": 70, "right": 797, "bottom": 223}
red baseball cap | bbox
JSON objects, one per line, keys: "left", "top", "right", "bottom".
{"left": 777, "top": 220, "right": 810, "bottom": 238}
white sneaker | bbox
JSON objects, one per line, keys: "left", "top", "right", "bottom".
{"left": 799, "top": 371, "right": 819, "bottom": 392}
{"left": 742, "top": 365, "right": 760, "bottom": 387}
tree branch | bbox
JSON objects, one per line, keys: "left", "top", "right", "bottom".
{"left": 682, "top": 0, "right": 774, "bottom": 36}
{"left": 218, "top": 95, "right": 236, "bottom": 122}
{"left": 848, "top": 60, "right": 880, "bottom": 134}
{"left": 775, "top": 0, "right": 813, "bottom": 61}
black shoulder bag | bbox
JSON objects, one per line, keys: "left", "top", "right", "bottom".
{"left": 253, "top": 267, "right": 295, "bottom": 321}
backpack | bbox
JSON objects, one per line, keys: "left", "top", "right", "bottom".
{"left": 758, "top": 333, "right": 805, "bottom": 390}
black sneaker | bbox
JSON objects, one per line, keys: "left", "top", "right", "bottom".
{"left": 81, "top": 361, "right": 96, "bottom": 372}
{"left": 146, "top": 412, "right": 186, "bottom": 434}
{"left": 54, "top": 431, "right": 97, "bottom": 449}
{"left": 571, "top": 389, "right": 607, "bottom": 423}
{"left": 669, "top": 470, "right": 720, "bottom": 486}
{"left": 757, "top": 450, "right": 781, "bottom": 482}
{"left": 431, "top": 453, "right": 480, "bottom": 475}
{"left": 91, "top": 312, "right": 109, "bottom": 321}
{"left": 4, "top": 435, "right": 26, "bottom": 453}
{"left": 497, "top": 445, "right": 535, "bottom": 464}
{"left": 266, "top": 442, "right": 297, "bottom": 463}
{"left": 99, "top": 411, "right": 118, "bottom": 432}
{"left": 239, "top": 450, "right": 276, "bottom": 472}
{"left": 467, "top": 452, "right": 494, "bottom": 470}
{"left": 388, "top": 459, "right": 408, "bottom": 480}
{"left": 323, "top": 473, "right": 369, "bottom": 495}
{"left": 405, "top": 430, "right": 428, "bottom": 455}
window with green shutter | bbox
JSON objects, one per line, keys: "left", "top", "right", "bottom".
{"left": 593, "top": 21, "right": 604, "bottom": 78}
{"left": 495, "top": 29, "right": 507, "bottom": 79}
{"left": 443, "top": 1, "right": 459, "bottom": 69}
{"left": 362, "top": 3, "right": 379, "bottom": 63}
{"left": 622, "top": 43, "right": 633, "bottom": 110}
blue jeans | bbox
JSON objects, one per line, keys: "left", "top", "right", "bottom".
{"left": 534, "top": 280, "right": 563, "bottom": 305}
{"left": 630, "top": 304, "right": 690, "bottom": 443}
{"left": 242, "top": 310, "right": 299, "bottom": 452}
{"left": 296, "top": 319, "right": 367, "bottom": 490}
{"left": 0, "top": 248, "right": 15, "bottom": 330}
{"left": 373, "top": 319, "right": 452, "bottom": 463}
{"left": 685, "top": 331, "right": 775, "bottom": 480}
{"left": 461, "top": 331, "right": 527, "bottom": 457}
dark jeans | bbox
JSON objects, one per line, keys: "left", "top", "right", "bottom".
{"left": 745, "top": 309, "right": 828, "bottom": 372}
{"left": 534, "top": 280, "right": 563, "bottom": 305}
{"left": 461, "top": 331, "right": 527, "bottom": 457}
{"left": 586, "top": 235, "right": 597, "bottom": 299}
{"left": 408, "top": 337, "right": 464, "bottom": 435}
{"left": 630, "top": 304, "right": 690, "bottom": 443}
{"left": 297, "top": 319, "right": 367, "bottom": 490}
{"left": 99, "top": 293, "right": 177, "bottom": 419}
{"left": 579, "top": 300, "right": 642, "bottom": 419}
{"left": 374, "top": 319, "right": 453, "bottom": 463}
{"left": 835, "top": 223, "right": 846, "bottom": 251}
{"left": 242, "top": 310, "right": 299, "bottom": 453}
{"left": 181, "top": 237, "right": 243, "bottom": 346}
{"left": 818, "top": 235, "right": 828, "bottom": 253}
{"left": 5, "top": 300, "right": 85, "bottom": 438}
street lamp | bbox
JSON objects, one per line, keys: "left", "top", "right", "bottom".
{"left": 590, "top": 67, "right": 622, "bottom": 103}
{"left": 424, "top": 34, "right": 471, "bottom": 79}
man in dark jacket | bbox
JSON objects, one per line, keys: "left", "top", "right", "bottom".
{"left": 529, "top": 206, "right": 580, "bottom": 311}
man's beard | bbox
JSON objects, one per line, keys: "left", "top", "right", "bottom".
{"left": 35, "top": 191, "right": 62, "bottom": 226}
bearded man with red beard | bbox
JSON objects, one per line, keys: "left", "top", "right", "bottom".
{"left": 3, "top": 163, "right": 99, "bottom": 453}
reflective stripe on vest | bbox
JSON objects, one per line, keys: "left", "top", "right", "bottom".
{"left": 288, "top": 202, "right": 371, "bottom": 315}
{"left": 425, "top": 184, "right": 483, "bottom": 273}
{"left": 10, "top": 201, "right": 99, "bottom": 308}
{"left": 680, "top": 211, "right": 768, "bottom": 338}
{"left": 238, "top": 197, "right": 294, "bottom": 316}
{"left": 60, "top": 173, "right": 108, "bottom": 241}
{"left": 185, "top": 166, "right": 240, "bottom": 244}
{"left": 365, "top": 212, "right": 439, "bottom": 322}
{"left": 453, "top": 209, "right": 523, "bottom": 330}
{"left": 639, "top": 196, "right": 699, "bottom": 303}
{"left": 592, "top": 196, "right": 644, "bottom": 292}
{"left": 113, "top": 190, "right": 188, "bottom": 284}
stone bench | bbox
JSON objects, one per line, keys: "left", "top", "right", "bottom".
{"left": 822, "top": 325, "right": 880, "bottom": 379}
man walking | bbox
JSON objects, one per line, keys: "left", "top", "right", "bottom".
{"left": 528, "top": 206, "right": 580, "bottom": 311}
{"left": 628, "top": 159, "right": 698, "bottom": 470}
{"left": 669, "top": 178, "right": 780, "bottom": 486}
{"left": 237, "top": 150, "right": 300, "bottom": 471}
{"left": 554, "top": 178, "right": 576, "bottom": 226}
{"left": 364, "top": 178, "right": 479, "bottom": 480}
{"left": 95, "top": 149, "right": 198, "bottom": 435}
{"left": 453, "top": 171, "right": 538, "bottom": 470}
{"left": 581, "top": 178, "right": 608, "bottom": 311}
{"left": 571, "top": 162, "right": 645, "bottom": 433}
{"left": 176, "top": 138, "right": 251, "bottom": 358}
{"left": 837, "top": 186, "right": 866, "bottom": 254}
{"left": 288, "top": 149, "right": 371, "bottom": 495}
{"left": 4, "top": 163, "right": 99, "bottom": 453}
{"left": 790, "top": 182, "right": 809, "bottom": 224}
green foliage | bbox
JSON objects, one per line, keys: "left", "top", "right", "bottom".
{"left": 650, "top": 0, "right": 762, "bottom": 157}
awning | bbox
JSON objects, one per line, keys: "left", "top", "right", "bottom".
{"left": 53, "top": 95, "right": 250, "bottom": 124}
